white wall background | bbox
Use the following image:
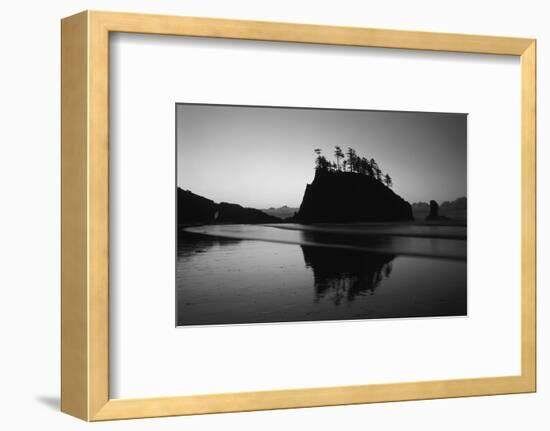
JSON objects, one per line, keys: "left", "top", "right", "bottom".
{"left": 0, "top": 1, "right": 546, "bottom": 429}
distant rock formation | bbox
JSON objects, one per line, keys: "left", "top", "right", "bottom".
{"left": 262, "top": 205, "right": 299, "bottom": 220}
{"left": 425, "top": 200, "right": 440, "bottom": 221}
{"left": 177, "top": 188, "right": 281, "bottom": 226}
{"left": 412, "top": 197, "right": 467, "bottom": 221}
{"left": 295, "top": 170, "right": 413, "bottom": 223}
{"left": 440, "top": 196, "right": 467, "bottom": 214}
{"left": 411, "top": 201, "right": 430, "bottom": 217}
{"left": 216, "top": 202, "right": 282, "bottom": 224}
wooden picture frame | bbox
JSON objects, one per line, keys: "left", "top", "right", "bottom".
{"left": 61, "top": 10, "right": 536, "bottom": 421}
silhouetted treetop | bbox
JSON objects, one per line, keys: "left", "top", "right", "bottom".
{"left": 313, "top": 147, "right": 394, "bottom": 189}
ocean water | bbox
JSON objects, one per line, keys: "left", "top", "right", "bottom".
{"left": 176, "top": 224, "right": 467, "bottom": 326}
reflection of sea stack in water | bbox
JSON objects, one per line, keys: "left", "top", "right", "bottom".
{"left": 301, "top": 245, "right": 395, "bottom": 304}
{"left": 296, "top": 170, "right": 413, "bottom": 223}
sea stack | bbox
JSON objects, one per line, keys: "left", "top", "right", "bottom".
{"left": 425, "top": 200, "right": 440, "bottom": 221}
{"left": 295, "top": 170, "right": 413, "bottom": 223}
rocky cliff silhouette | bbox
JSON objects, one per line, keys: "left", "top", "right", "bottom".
{"left": 295, "top": 170, "right": 413, "bottom": 223}
{"left": 177, "top": 188, "right": 282, "bottom": 225}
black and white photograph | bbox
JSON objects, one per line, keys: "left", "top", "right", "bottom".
{"left": 176, "top": 104, "right": 467, "bottom": 326}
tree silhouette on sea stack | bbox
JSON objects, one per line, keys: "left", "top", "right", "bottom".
{"left": 314, "top": 147, "right": 393, "bottom": 189}
{"left": 297, "top": 146, "right": 412, "bottom": 223}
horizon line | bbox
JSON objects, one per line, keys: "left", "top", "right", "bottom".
{"left": 177, "top": 185, "right": 467, "bottom": 210}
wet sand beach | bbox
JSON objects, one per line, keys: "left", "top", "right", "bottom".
{"left": 176, "top": 223, "right": 467, "bottom": 326}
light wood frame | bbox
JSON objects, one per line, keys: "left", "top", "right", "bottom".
{"left": 61, "top": 10, "right": 537, "bottom": 421}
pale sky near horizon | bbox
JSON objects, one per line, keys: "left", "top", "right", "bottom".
{"left": 177, "top": 104, "right": 467, "bottom": 209}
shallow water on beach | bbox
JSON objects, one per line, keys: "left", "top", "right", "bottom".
{"left": 176, "top": 224, "right": 467, "bottom": 326}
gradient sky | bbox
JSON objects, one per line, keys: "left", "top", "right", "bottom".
{"left": 177, "top": 104, "right": 466, "bottom": 209}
